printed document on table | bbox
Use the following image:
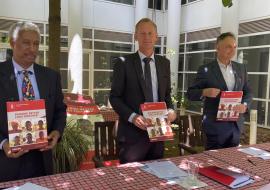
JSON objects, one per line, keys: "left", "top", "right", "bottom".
{"left": 4, "top": 182, "right": 50, "bottom": 190}
{"left": 144, "top": 161, "right": 188, "bottom": 179}
{"left": 238, "top": 147, "right": 270, "bottom": 160}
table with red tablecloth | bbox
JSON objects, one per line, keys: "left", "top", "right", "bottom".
{"left": 100, "top": 109, "right": 119, "bottom": 122}
{"left": 203, "top": 143, "right": 270, "bottom": 182}
{"left": 0, "top": 149, "right": 269, "bottom": 190}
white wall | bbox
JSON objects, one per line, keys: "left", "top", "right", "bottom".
{"left": 1, "top": 0, "right": 270, "bottom": 34}
{"left": 239, "top": 0, "right": 270, "bottom": 22}
{"left": 89, "top": 0, "right": 134, "bottom": 33}
{"left": 180, "top": 0, "right": 222, "bottom": 32}
{"left": 0, "top": 0, "right": 46, "bottom": 21}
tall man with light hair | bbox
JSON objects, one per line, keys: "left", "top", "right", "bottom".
{"left": 0, "top": 21, "right": 66, "bottom": 182}
{"left": 110, "top": 18, "right": 176, "bottom": 164}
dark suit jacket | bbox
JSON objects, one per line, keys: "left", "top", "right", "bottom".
{"left": 0, "top": 60, "right": 67, "bottom": 182}
{"left": 187, "top": 60, "right": 253, "bottom": 134}
{"left": 109, "top": 52, "right": 173, "bottom": 143}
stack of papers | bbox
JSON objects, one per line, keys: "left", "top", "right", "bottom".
{"left": 141, "top": 160, "right": 207, "bottom": 189}
{"left": 4, "top": 182, "right": 50, "bottom": 190}
{"left": 238, "top": 147, "right": 270, "bottom": 160}
{"left": 141, "top": 160, "right": 188, "bottom": 180}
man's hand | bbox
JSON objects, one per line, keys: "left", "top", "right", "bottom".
{"left": 202, "top": 88, "right": 221, "bottom": 98}
{"left": 167, "top": 109, "right": 177, "bottom": 124}
{"left": 233, "top": 104, "right": 247, "bottom": 114}
{"left": 40, "top": 130, "right": 60, "bottom": 151}
{"left": 3, "top": 141, "right": 28, "bottom": 158}
{"left": 132, "top": 114, "right": 149, "bottom": 130}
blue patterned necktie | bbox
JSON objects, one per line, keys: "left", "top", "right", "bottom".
{"left": 19, "top": 70, "right": 35, "bottom": 101}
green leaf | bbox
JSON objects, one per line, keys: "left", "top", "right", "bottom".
{"left": 53, "top": 118, "right": 93, "bottom": 173}
{"left": 222, "top": 0, "right": 233, "bottom": 7}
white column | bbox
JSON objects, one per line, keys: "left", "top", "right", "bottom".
{"left": 166, "top": 0, "right": 181, "bottom": 95}
{"left": 68, "top": 0, "right": 83, "bottom": 46}
{"left": 221, "top": 0, "right": 239, "bottom": 61}
{"left": 68, "top": 0, "right": 83, "bottom": 93}
{"left": 134, "top": 0, "right": 148, "bottom": 51}
{"left": 249, "top": 110, "right": 257, "bottom": 145}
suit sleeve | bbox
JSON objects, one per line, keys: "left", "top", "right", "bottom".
{"left": 187, "top": 65, "right": 208, "bottom": 101}
{"left": 51, "top": 72, "right": 67, "bottom": 136}
{"left": 241, "top": 64, "right": 253, "bottom": 110}
{"left": 109, "top": 58, "right": 134, "bottom": 122}
{"left": 164, "top": 59, "right": 173, "bottom": 109}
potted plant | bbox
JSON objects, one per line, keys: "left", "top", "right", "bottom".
{"left": 53, "top": 119, "right": 93, "bottom": 173}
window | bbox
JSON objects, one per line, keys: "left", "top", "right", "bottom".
{"left": 246, "top": 101, "right": 266, "bottom": 125}
{"left": 148, "top": 0, "right": 162, "bottom": 10}
{"left": 248, "top": 74, "right": 268, "bottom": 99}
{"left": 186, "top": 41, "right": 216, "bottom": 52}
{"left": 94, "top": 51, "right": 129, "bottom": 70}
{"left": 188, "top": 0, "right": 198, "bottom": 3}
{"left": 178, "top": 54, "right": 184, "bottom": 71}
{"left": 94, "top": 90, "right": 110, "bottom": 106}
{"left": 238, "top": 34, "right": 270, "bottom": 47}
{"left": 92, "top": 29, "right": 133, "bottom": 105}
{"left": 185, "top": 52, "right": 216, "bottom": 71}
{"left": 94, "top": 30, "right": 132, "bottom": 42}
{"left": 184, "top": 73, "right": 196, "bottom": 91}
{"left": 94, "top": 41, "right": 132, "bottom": 52}
{"left": 104, "top": 0, "right": 134, "bottom": 5}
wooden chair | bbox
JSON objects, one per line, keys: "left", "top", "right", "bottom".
{"left": 92, "top": 121, "right": 119, "bottom": 167}
{"left": 176, "top": 114, "right": 205, "bottom": 156}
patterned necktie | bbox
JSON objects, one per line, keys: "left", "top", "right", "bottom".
{"left": 143, "top": 57, "right": 153, "bottom": 102}
{"left": 20, "top": 70, "right": 35, "bottom": 101}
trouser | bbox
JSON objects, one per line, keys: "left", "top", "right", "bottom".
{"left": 118, "top": 137, "right": 164, "bottom": 164}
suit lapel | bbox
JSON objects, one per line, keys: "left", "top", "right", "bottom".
{"left": 133, "top": 52, "right": 147, "bottom": 100}
{"left": 34, "top": 64, "right": 47, "bottom": 99}
{"left": 212, "top": 61, "right": 228, "bottom": 91}
{"left": 0, "top": 60, "right": 19, "bottom": 101}
{"left": 232, "top": 62, "right": 241, "bottom": 91}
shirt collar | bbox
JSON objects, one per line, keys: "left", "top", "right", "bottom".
{"left": 12, "top": 58, "right": 35, "bottom": 75}
{"left": 138, "top": 51, "right": 155, "bottom": 62}
{"left": 217, "top": 58, "right": 232, "bottom": 69}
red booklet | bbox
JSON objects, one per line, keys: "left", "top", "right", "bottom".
{"left": 140, "top": 102, "right": 173, "bottom": 142}
{"left": 7, "top": 100, "right": 48, "bottom": 153}
{"left": 216, "top": 91, "right": 243, "bottom": 121}
{"left": 199, "top": 166, "right": 253, "bottom": 189}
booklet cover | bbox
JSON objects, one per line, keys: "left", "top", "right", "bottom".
{"left": 140, "top": 102, "right": 173, "bottom": 142}
{"left": 199, "top": 166, "right": 254, "bottom": 189}
{"left": 216, "top": 91, "right": 243, "bottom": 121}
{"left": 7, "top": 100, "right": 48, "bottom": 153}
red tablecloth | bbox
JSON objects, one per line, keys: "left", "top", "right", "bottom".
{"left": 0, "top": 152, "right": 268, "bottom": 190}
{"left": 100, "top": 109, "right": 119, "bottom": 121}
{"left": 204, "top": 143, "right": 270, "bottom": 181}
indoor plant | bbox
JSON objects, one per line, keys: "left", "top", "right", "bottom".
{"left": 53, "top": 119, "right": 93, "bottom": 173}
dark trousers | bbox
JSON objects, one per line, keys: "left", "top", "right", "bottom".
{"left": 118, "top": 137, "right": 164, "bottom": 164}
{"left": 0, "top": 150, "right": 46, "bottom": 182}
{"left": 204, "top": 122, "right": 240, "bottom": 150}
